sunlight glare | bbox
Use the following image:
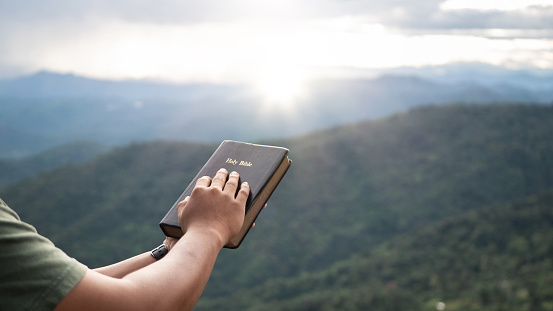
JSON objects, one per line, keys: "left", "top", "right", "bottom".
{"left": 20, "top": 18, "right": 553, "bottom": 84}
{"left": 253, "top": 64, "right": 307, "bottom": 111}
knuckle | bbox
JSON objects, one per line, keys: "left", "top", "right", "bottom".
{"left": 212, "top": 176, "right": 226, "bottom": 183}
{"left": 191, "top": 187, "right": 205, "bottom": 196}
{"left": 207, "top": 187, "right": 220, "bottom": 194}
{"left": 226, "top": 179, "right": 238, "bottom": 187}
{"left": 195, "top": 176, "right": 211, "bottom": 185}
{"left": 238, "top": 187, "right": 250, "bottom": 196}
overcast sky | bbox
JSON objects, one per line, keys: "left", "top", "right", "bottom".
{"left": 1, "top": 0, "right": 552, "bottom": 86}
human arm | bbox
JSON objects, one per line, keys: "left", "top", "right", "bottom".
{"left": 93, "top": 236, "right": 179, "bottom": 278}
{"left": 55, "top": 168, "right": 248, "bottom": 311}
{"left": 94, "top": 201, "right": 262, "bottom": 279}
{"left": 92, "top": 252, "right": 155, "bottom": 279}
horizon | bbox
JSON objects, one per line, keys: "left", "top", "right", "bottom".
{"left": 6, "top": 60, "right": 553, "bottom": 83}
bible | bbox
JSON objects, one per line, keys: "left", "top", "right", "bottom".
{"left": 159, "top": 140, "right": 291, "bottom": 248}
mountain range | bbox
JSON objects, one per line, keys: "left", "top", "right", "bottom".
{"left": 1, "top": 103, "right": 552, "bottom": 310}
{"left": 1, "top": 63, "right": 552, "bottom": 158}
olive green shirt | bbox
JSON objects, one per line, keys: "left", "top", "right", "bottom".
{"left": 0, "top": 198, "right": 88, "bottom": 311}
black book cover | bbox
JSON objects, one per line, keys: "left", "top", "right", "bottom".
{"left": 159, "top": 140, "right": 291, "bottom": 248}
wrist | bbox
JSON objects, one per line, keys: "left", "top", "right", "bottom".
{"left": 185, "top": 226, "right": 226, "bottom": 249}
{"left": 150, "top": 244, "right": 169, "bottom": 260}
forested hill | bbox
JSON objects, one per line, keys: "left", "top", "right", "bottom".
{"left": 197, "top": 190, "right": 553, "bottom": 310}
{"left": 1, "top": 103, "right": 553, "bottom": 310}
{"left": 0, "top": 141, "right": 108, "bottom": 189}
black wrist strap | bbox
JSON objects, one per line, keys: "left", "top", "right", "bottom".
{"left": 151, "top": 244, "right": 169, "bottom": 260}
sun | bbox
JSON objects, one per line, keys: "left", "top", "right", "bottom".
{"left": 253, "top": 64, "right": 307, "bottom": 111}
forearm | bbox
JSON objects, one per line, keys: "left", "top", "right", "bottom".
{"left": 94, "top": 237, "right": 178, "bottom": 278}
{"left": 56, "top": 229, "right": 223, "bottom": 311}
{"left": 123, "top": 229, "right": 223, "bottom": 310}
{"left": 94, "top": 252, "right": 155, "bottom": 278}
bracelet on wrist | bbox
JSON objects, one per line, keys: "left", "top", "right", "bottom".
{"left": 151, "top": 244, "right": 169, "bottom": 260}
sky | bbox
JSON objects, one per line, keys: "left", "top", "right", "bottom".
{"left": 0, "top": 0, "right": 552, "bottom": 91}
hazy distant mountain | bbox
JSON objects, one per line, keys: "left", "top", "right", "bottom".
{"left": 388, "top": 62, "right": 553, "bottom": 91}
{"left": 2, "top": 63, "right": 552, "bottom": 98}
{"left": 0, "top": 70, "right": 241, "bottom": 99}
{"left": 0, "top": 123, "right": 56, "bottom": 157}
{"left": 1, "top": 64, "right": 552, "bottom": 158}
{"left": 0, "top": 141, "right": 108, "bottom": 189}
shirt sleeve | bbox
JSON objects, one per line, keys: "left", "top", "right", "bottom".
{"left": 0, "top": 198, "right": 88, "bottom": 311}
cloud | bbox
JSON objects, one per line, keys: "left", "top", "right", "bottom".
{"left": 0, "top": 0, "right": 327, "bottom": 25}
{"left": 440, "top": 0, "right": 553, "bottom": 11}
{"left": 390, "top": 5, "right": 553, "bottom": 32}
{"left": 0, "top": 0, "right": 551, "bottom": 81}
{"left": 2, "top": 0, "right": 552, "bottom": 28}
{"left": 1, "top": 1, "right": 552, "bottom": 37}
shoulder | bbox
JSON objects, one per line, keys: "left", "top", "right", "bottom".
{"left": 0, "top": 197, "right": 88, "bottom": 311}
{"left": 0, "top": 197, "right": 22, "bottom": 221}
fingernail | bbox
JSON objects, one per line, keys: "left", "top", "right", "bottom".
{"left": 230, "top": 171, "right": 239, "bottom": 177}
{"left": 242, "top": 181, "right": 249, "bottom": 187}
{"left": 218, "top": 168, "right": 227, "bottom": 173}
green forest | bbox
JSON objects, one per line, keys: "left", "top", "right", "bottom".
{"left": 1, "top": 103, "right": 552, "bottom": 310}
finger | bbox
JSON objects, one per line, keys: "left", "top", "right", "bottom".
{"left": 195, "top": 175, "right": 212, "bottom": 188}
{"left": 177, "top": 196, "right": 190, "bottom": 212}
{"left": 235, "top": 181, "right": 250, "bottom": 204}
{"left": 176, "top": 196, "right": 190, "bottom": 227}
{"left": 210, "top": 168, "right": 228, "bottom": 190}
{"left": 223, "top": 171, "right": 240, "bottom": 195}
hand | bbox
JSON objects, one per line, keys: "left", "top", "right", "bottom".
{"left": 177, "top": 168, "right": 250, "bottom": 246}
{"left": 165, "top": 201, "right": 262, "bottom": 249}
